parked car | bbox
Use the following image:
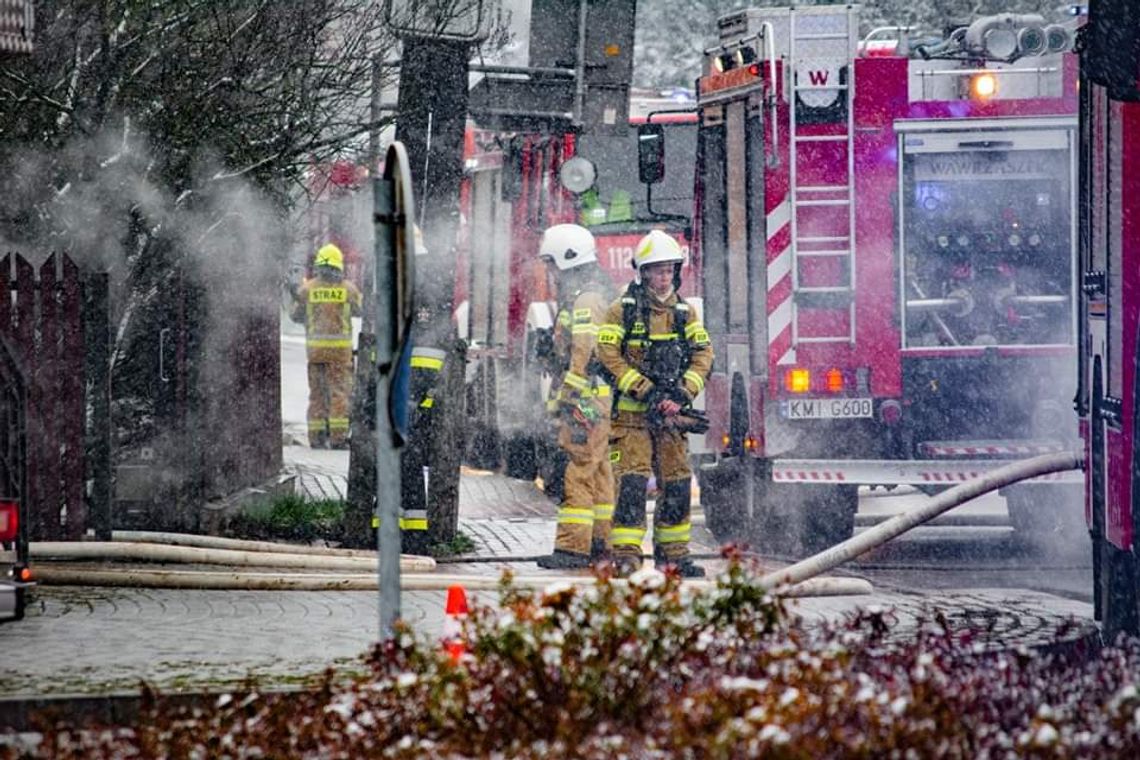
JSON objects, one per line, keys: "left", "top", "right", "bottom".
{"left": 1, "top": 498, "right": 31, "bottom": 622}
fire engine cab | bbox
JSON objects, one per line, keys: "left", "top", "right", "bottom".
{"left": 692, "top": 5, "right": 1083, "bottom": 554}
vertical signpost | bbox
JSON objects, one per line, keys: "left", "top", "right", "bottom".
{"left": 374, "top": 142, "right": 416, "bottom": 640}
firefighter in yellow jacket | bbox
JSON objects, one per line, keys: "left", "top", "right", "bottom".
{"left": 536, "top": 224, "right": 616, "bottom": 570}
{"left": 291, "top": 243, "right": 363, "bottom": 449}
{"left": 596, "top": 230, "right": 713, "bottom": 577}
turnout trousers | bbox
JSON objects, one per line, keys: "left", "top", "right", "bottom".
{"left": 609, "top": 410, "right": 693, "bottom": 566}
{"left": 552, "top": 392, "right": 614, "bottom": 558}
{"left": 307, "top": 356, "right": 354, "bottom": 447}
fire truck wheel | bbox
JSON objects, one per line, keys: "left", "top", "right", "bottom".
{"left": 1004, "top": 483, "right": 1086, "bottom": 546}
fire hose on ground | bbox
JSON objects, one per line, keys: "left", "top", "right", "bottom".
{"left": 25, "top": 533, "right": 870, "bottom": 597}
{"left": 25, "top": 451, "right": 1082, "bottom": 599}
{"left": 760, "top": 450, "right": 1085, "bottom": 588}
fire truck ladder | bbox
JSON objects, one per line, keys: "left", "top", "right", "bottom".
{"left": 788, "top": 6, "right": 859, "bottom": 349}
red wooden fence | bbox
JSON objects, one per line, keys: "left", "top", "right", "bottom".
{"left": 0, "top": 253, "right": 85, "bottom": 540}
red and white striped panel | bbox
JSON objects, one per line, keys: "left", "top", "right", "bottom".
{"left": 766, "top": 198, "right": 795, "bottom": 368}
{"left": 773, "top": 468, "right": 846, "bottom": 482}
{"left": 919, "top": 441, "right": 1064, "bottom": 458}
{"left": 770, "top": 459, "right": 1083, "bottom": 485}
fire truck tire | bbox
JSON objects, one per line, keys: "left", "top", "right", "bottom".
{"left": 1003, "top": 483, "right": 1086, "bottom": 544}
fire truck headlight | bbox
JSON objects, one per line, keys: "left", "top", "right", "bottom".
{"left": 785, "top": 368, "right": 811, "bottom": 394}
{"left": 1044, "top": 25, "right": 1072, "bottom": 54}
{"left": 956, "top": 234, "right": 971, "bottom": 248}
{"left": 558, "top": 156, "right": 596, "bottom": 195}
{"left": 937, "top": 235, "right": 950, "bottom": 248}
{"left": 1008, "top": 233, "right": 1021, "bottom": 247}
{"left": 1028, "top": 233, "right": 1042, "bottom": 247}
{"left": 970, "top": 73, "right": 998, "bottom": 99}
{"left": 1017, "top": 26, "right": 1046, "bottom": 56}
{"left": 982, "top": 29, "right": 1017, "bottom": 59}
{"left": 713, "top": 52, "right": 735, "bottom": 73}
{"left": 735, "top": 46, "right": 757, "bottom": 66}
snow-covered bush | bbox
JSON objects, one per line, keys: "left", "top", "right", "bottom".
{"left": 25, "top": 559, "right": 1140, "bottom": 758}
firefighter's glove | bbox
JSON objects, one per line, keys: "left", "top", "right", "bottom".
{"left": 671, "top": 408, "right": 710, "bottom": 435}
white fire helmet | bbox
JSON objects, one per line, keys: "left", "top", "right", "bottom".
{"left": 538, "top": 223, "right": 598, "bottom": 271}
{"left": 633, "top": 229, "right": 685, "bottom": 283}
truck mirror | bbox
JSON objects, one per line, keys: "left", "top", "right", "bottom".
{"left": 638, "top": 123, "right": 666, "bottom": 185}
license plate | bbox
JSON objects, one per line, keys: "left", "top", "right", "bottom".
{"left": 784, "top": 397, "right": 873, "bottom": 420}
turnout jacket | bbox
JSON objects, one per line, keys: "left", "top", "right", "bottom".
{"left": 596, "top": 286, "right": 713, "bottom": 411}
{"left": 291, "top": 276, "right": 363, "bottom": 363}
{"left": 555, "top": 286, "right": 612, "bottom": 402}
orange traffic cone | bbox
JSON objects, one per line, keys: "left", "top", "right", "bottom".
{"left": 442, "top": 584, "right": 469, "bottom": 663}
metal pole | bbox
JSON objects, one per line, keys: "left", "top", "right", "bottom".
{"left": 374, "top": 176, "right": 402, "bottom": 641}
{"left": 573, "top": 0, "right": 589, "bottom": 125}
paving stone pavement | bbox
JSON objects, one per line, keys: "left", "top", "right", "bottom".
{"left": 0, "top": 587, "right": 456, "bottom": 699}
{"left": 0, "top": 582, "right": 1094, "bottom": 701}
{"left": 0, "top": 449, "right": 1098, "bottom": 705}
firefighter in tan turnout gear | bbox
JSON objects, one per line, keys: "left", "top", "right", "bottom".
{"left": 536, "top": 224, "right": 616, "bottom": 570}
{"left": 596, "top": 230, "right": 713, "bottom": 577}
{"left": 290, "top": 243, "right": 363, "bottom": 449}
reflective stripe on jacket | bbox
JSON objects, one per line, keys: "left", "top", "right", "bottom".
{"left": 294, "top": 277, "right": 362, "bottom": 358}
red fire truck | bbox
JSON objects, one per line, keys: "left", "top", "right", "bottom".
{"left": 690, "top": 5, "right": 1084, "bottom": 554}
{"left": 457, "top": 104, "right": 698, "bottom": 477}
{"left": 1078, "top": 0, "right": 1140, "bottom": 637}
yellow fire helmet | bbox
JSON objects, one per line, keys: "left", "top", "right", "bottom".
{"left": 633, "top": 229, "right": 684, "bottom": 283}
{"left": 314, "top": 243, "right": 345, "bottom": 271}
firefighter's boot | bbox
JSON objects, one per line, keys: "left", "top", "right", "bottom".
{"left": 652, "top": 546, "right": 706, "bottom": 578}
{"left": 589, "top": 538, "right": 611, "bottom": 564}
{"left": 611, "top": 474, "right": 649, "bottom": 577}
{"left": 537, "top": 549, "right": 591, "bottom": 570}
{"left": 613, "top": 554, "right": 643, "bottom": 578}
{"left": 652, "top": 479, "right": 703, "bottom": 576}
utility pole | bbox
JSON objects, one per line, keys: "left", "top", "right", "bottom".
{"left": 391, "top": 32, "right": 473, "bottom": 550}
{"left": 347, "top": 2, "right": 490, "bottom": 554}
